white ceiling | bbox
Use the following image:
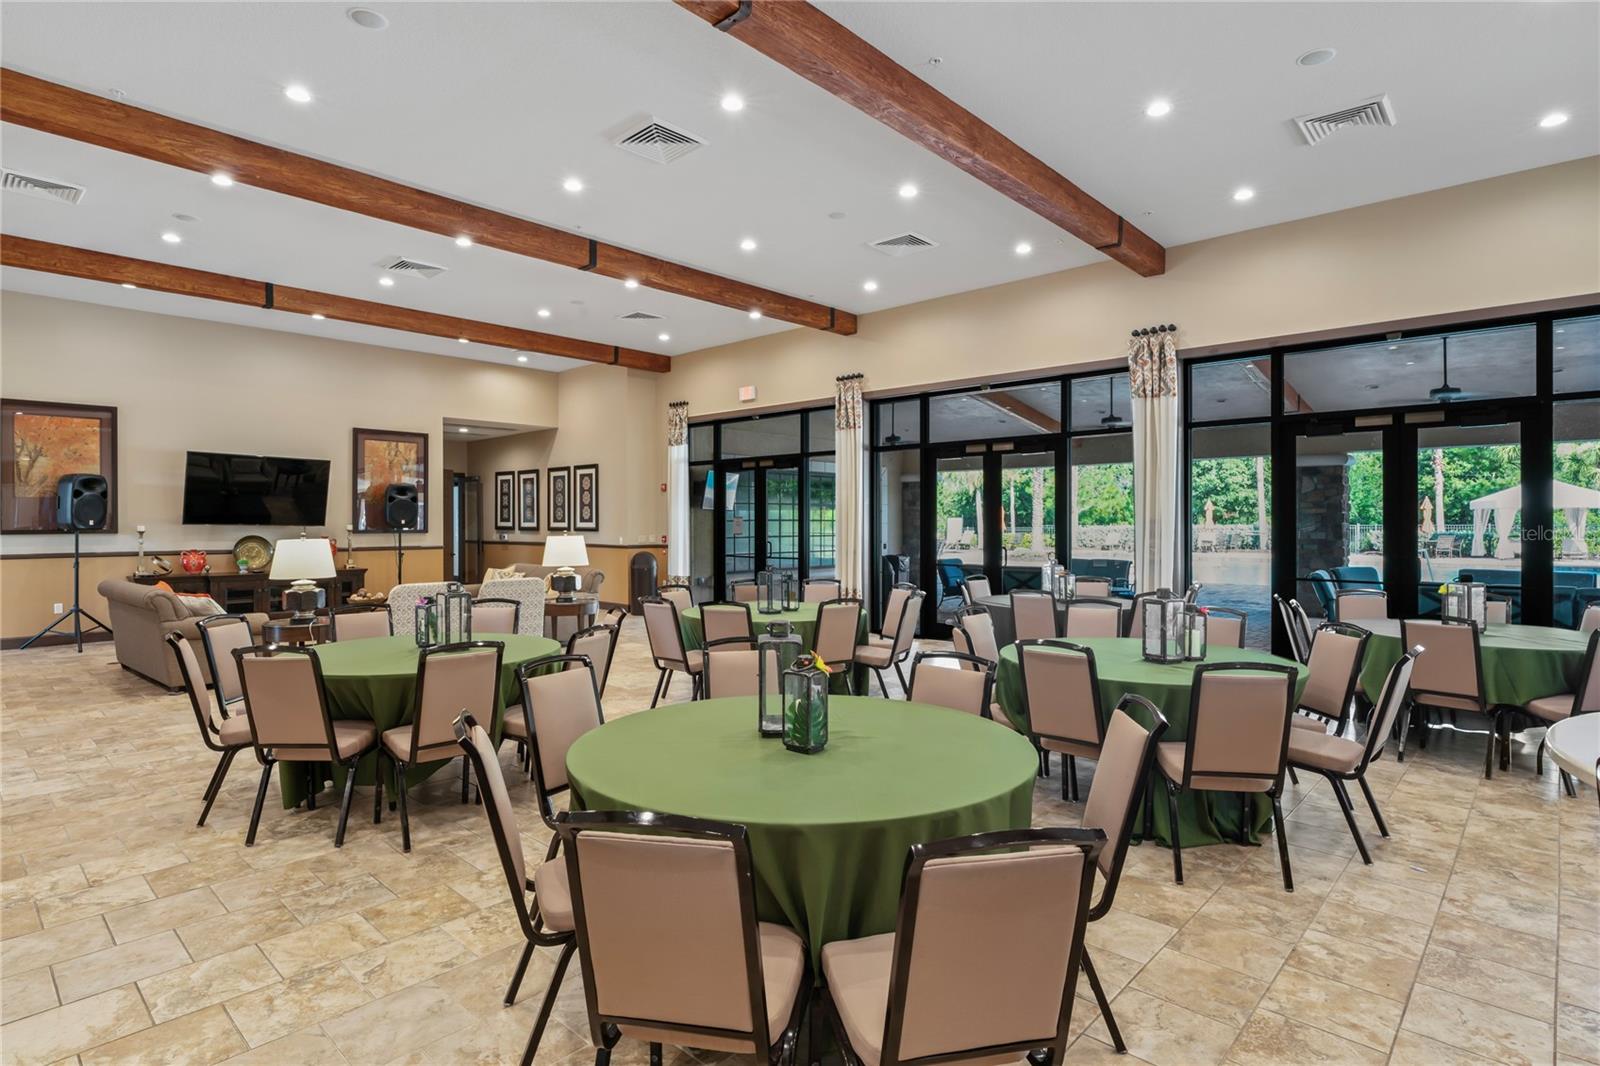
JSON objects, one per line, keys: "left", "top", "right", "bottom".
{"left": 1, "top": 1, "right": 1594, "bottom": 371}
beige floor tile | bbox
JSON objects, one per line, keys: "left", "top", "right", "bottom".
{"left": 78, "top": 1003, "right": 249, "bottom": 1066}
{"left": 1081, "top": 907, "right": 1176, "bottom": 966}
{"left": 341, "top": 927, "right": 476, "bottom": 999}
{"left": 36, "top": 876, "right": 157, "bottom": 928}
{"left": 1064, "top": 1035, "right": 1157, "bottom": 1066}
{"left": 1305, "top": 899, "right": 1434, "bottom": 961}
{"left": 321, "top": 981, "right": 475, "bottom": 1064}
{"left": 1418, "top": 944, "right": 1557, "bottom": 1022}
{"left": 173, "top": 901, "right": 303, "bottom": 962}
{"left": 1559, "top": 957, "right": 1600, "bottom": 1011}
{"left": 1387, "top": 1029, "right": 1505, "bottom": 1066}
{"left": 1427, "top": 910, "right": 1560, "bottom": 979}
{"left": 103, "top": 887, "right": 226, "bottom": 944}
{"left": 1083, "top": 987, "right": 1239, "bottom": 1066}
{"left": 52, "top": 930, "right": 193, "bottom": 1004}
{"left": 137, "top": 943, "right": 280, "bottom": 1024}
{"left": 1259, "top": 965, "right": 1404, "bottom": 1050}
{"left": 221, "top": 962, "right": 373, "bottom": 1048}
{"left": 1193, "top": 883, "right": 1325, "bottom": 944}
{"left": 1, "top": 898, "right": 43, "bottom": 940}
{"left": 1224, "top": 1007, "right": 1387, "bottom": 1066}
{"left": 1109, "top": 874, "right": 1217, "bottom": 928}
{"left": 0, "top": 986, "right": 151, "bottom": 1066}
{"left": 1401, "top": 983, "right": 1556, "bottom": 1066}
{"left": 2, "top": 864, "right": 89, "bottom": 903}
{"left": 258, "top": 913, "right": 386, "bottom": 979}
{"left": 278, "top": 873, "right": 398, "bottom": 927}
{"left": 359, "top": 883, "right": 480, "bottom": 942}
{"left": 1, "top": 916, "right": 114, "bottom": 975}
{"left": 1281, "top": 928, "right": 1418, "bottom": 1002}
{"left": 1130, "top": 947, "right": 1268, "bottom": 1027}
{"left": 216, "top": 1026, "right": 349, "bottom": 1065}
{"left": 1167, "top": 913, "right": 1295, "bottom": 983}
{"left": 1556, "top": 1003, "right": 1600, "bottom": 1066}
{"left": 1, "top": 966, "right": 59, "bottom": 1025}
{"left": 439, "top": 900, "right": 524, "bottom": 957}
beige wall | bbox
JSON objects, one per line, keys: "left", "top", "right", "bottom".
{"left": 0, "top": 292, "right": 563, "bottom": 638}
{"left": 665, "top": 158, "right": 1600, "bottom": 417}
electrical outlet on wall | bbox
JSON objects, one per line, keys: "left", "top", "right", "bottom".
{"left": 52, "top": 602, "right": 63, "bottom": 614}
{"left": 498, "top": 533, "right": 507, "bottom": 541}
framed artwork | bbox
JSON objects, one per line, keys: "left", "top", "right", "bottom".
{"left": 574, "top": 463, "right": 599, "bottom": 532}
{"left": 493, "top": 471, "right": 515, "bottom": 531}
{"left": 547, "top": 466, "right": 571, "bottom": 532}
{"left": 517, "top": 469, "right": 540, "bottom": 532}
{"left": 353, "top": 428, "right": 427, "bottom": 532}
{"left": 1, "top": 398, "right": 118, "bottom": 534}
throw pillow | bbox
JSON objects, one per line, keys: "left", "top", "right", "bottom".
{"left": 177, "top": 594, "right": 226, "bottom": 617}
{"left": 482, "top": 565, "right": 525, "bottom": 584}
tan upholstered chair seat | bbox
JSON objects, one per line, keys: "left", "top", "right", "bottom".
{"left": 681, "top": 649, "right": 705, "bottom": 674}
{"left": 822, "top": 932, "right": 1025, "bottom": 1066}
{"left": 533, "top": 859, "right": 573, "bottom": 931}
{"left": 381, "top": 725, "right": 460, "bottom": 765}
{"left": 1286, "top": 730, "right": 1363, "bottom": 774}
{"left": 1523, "top": 694, "right": 1574, "bottom": 722}
{"left": 218, "top": 715, "right": 254, "bottom": 748}
{"left": 619, "top": 922, "right": 806, "bottom": 1054}
{"left": 501, "top": 711, "right": 527, "bottom": 738}
{"left": 1156, "top": 742, "right": 1273, "bottom": 792}
{"left": 855, "top": 638, "right": 896, "bottom": 668}
{"left": 1040, "top": 736, "right": 1100, "bottom": 758}
{"left": 1415, "top": 693, "right": 1481, "bottom": 712}
{"left": 274, "top": 720, "right": 377, "bottom": 761}
{"left": 1292, "top": 715, "right": 1330, "bottom": 732}
{"left": 989, "top": 703, "right": 1014, "bottom": 730}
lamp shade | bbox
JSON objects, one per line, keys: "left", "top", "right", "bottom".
{"left": 269, "top": 537, "right": 337, "bottom": 581}
{"left": 542, "top": 534, "right": 589, "bottom": 568}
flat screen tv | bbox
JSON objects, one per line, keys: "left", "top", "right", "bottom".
{"left": 181, "top": 451, "right": 331, "bottom": 526}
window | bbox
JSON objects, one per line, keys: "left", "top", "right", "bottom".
{"left": 1069, "top": 374, "right": 1131, "bottom": 432}
{"left": 875, "top": 399, "right": 920, "bottom": 447}
{"left": 1554, "top": 399, "right": 1600, "bottom": 628}
{"left": 1284, "top": 324, "right": 1536, "bottom": 415}
{"left": 928, "top": 383, "right": 1060, "bottom": 442}
{"left": 807, "top": 457, "right": 836, "bottom": 581}
{"left": 1070, "top": 433, "right": 1134, "bottom": 578}
{"left": 1190, "top": 423, "right": 1271, "bottom": 647}
{"left": 720, "top": 414, "right": 801, "bottom": 458}
{"left": 1191, "top": 357, "right": 1272, "bottom": 423}
{"left": 1554, "top": 315, "right": 1600, "bottom": 394}
{"left": 688, "top": 463, "right": 714, "bottom": 602}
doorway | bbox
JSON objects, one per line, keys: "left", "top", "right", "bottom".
{"left": 448, "top": 473, "right": 482, "bottom": 583}
{"left": 717, "top": 460, "right": 802, "bottom": 598}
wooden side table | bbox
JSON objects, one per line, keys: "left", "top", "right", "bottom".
{"left": 263, "top": 618, "right": 331, "bottom": 646}
{"left": 544, "top": 594, "right": 599, "bottom": 641}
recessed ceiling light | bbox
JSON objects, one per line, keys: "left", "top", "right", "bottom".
{"left": 1556, "top": 345, "right": 1566, "bottom": 351}
{"left": 1014, "top": 241, "right": 1033, "bottom": 256}
{"left": 1539, "top": 111, "right": 1570, "bottom": 129}
{"left": 898, "top": 182, "right": 919, "bottom": 200}
{"left": 748, "top": 310, "right": 763, "bottom": 320}
{"left": 210, "top": 172, "right": 234, "bottom": 187}
{"left": 378, "top": 276, "right": 395, "bottom": 287}
{"left": 516, "top": 354, "right": 529, "bottom": 363}
{"left": 347, "top": 7, "right": 388, "bottom": 30}
{"left": 455, "top": 235, "right": 473, "bottom": 248}
{"left": 1556, "top": 328, "right": 1565, "bottom": 334}
{"left": 1297, "top": 48, "right": 1337, "bottom": 67}
{"left": 121, "top": 282, "right": 137, "bottom": 289}
{"left": 1144, "top": 99, "right": 1172, "bottom": 118}
{"left": 720, "top": 92, "right": 745, "bottom": 113}
{"left": 562, "top": 176, "right": 584, "bottom": 193}
{"left": 1387, "top": 345, "right": 1399, "bottom": 350}
{"left": 862, "top": 279, "right": 879, "bottom": 293}
{"left": 283, "top": 84, "right": 313, "bottom": 104}
{"left": 1232, "top": 186, "right": 1256, "bottom": 202}
{"left": 458, "top": 337, "right": 469, "bottom": 344}
{"left": 160, "top": 231, "right": 182, "bottom": 244}
{"left": 457, "top": 426, "right": 469, "bottom": 434}
{"left": 739, "top": 237, "right": 757, "bottom": 252}
{"left": 536, "top": 308, "right": 551, "bottom": 318}
{"left": 658, "top": 332, "right": 671, "bottom": 342}
{"left": 624, "top": 279, "right": 639, "bottom": 289}
{"left": 311, "top": 313, "right": 326, "bottom": 320}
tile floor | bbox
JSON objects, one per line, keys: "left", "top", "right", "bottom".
{"left": 1, "top": 620, "right": 1596, "bottom": 1065}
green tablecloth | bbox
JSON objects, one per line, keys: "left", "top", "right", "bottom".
{"left": 566, "top": 696, "right": 1036, "bottom": 963}
{"left": 679, "top": 603, "right": 870, "bottom": 694}
{"left": 996, "top": 638, "right": 1305, "bottom": 847}
{"left": 1354, "top": 619, "right": 1589, "bottom": 709}
{"left": 280, "top": 634, "right": 561, "bottom": 808}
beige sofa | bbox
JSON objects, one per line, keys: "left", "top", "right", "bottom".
{"left": 464, "top": 563, "right": 605, "bottom": 599}
{"left": 97, "top": 578, "right": 267, "bottom": 690}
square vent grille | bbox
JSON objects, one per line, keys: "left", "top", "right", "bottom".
{"left": 377, "top": 256, "right": 446, "bottom": 279}
{"left": 1293, "top": 94, "right": 1397, "bottom": 146}
{"left": 868, "top": 232, "right": 939, "bottom": 257}
{"left": 618, "top": 311, "right": 664, "bottom": 321}
{"left": 614, "top": 118, "right": 705, "bottom": 165}
{"left": 2, "top": 170, "right": 85, "bottom": 205}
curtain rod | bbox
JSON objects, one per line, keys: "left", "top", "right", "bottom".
{"left": 836, "top": 372, "right": 865, "bottom": 382}
{"left": 1131, "top": 323, "right": 1177, "bottom": 337}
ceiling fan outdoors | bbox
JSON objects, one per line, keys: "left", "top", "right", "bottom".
{"left": 1427, "top": 335, "right": 1506, "bottom": 403}
{"left": 1100, "top": 376, "right": 1129, "bottom": 428}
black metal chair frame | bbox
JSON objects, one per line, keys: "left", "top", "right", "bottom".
{"left": 701, "top": 600, "right": 758, "bottom": 650}
{"left": 1272, "top": 594, "right": 1310, "bottom": 664}
{"left": 1016, "top": 638, "right": 1104, "bottom": 802}
{"left": 328, "top": 603, "right": 393, "bottom": 641}
{"left": 873, "top": 589, "right": 925, "bottom": 697}
{"left": 168, "top": 631, "right": 251, "bottom": 827}
{"left": 1537, "top": 628, "right": 1600, "bottom": 797}
{"left": 641, "top": 596, "right": 702, "bottom": 706}
{"left": 472, "top": 597, "right": 523, "bottom": 635}
{"left": 814, "top": 596, "right": 864, "bottom": 695}
{"left": 907, "top": 650, "right": 995, "bottom": 719}
{"left": 566, "top": 622, "right": 622, "bottom": 697}
{"left": 1400, "top": 618, "right": 1498, "bottom": 775}
{"left": 195, "top": 613, "right": 251, "bottom": 714}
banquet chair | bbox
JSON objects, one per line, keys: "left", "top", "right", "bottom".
{"left": 907, "top": 651, "right": 994, "bottom": 717}
{"left": 329, "top": 604, "right": 392, "bottom": 642}
{"left": 1291, "top": 623, "right": 1369, "bottom": 736}
{"left": 1079, "top": 695, "right": 1169, "bottom": 1054}
{"left": 234, "top": 644, "right": 379, "bottom": 848}
{"left": 1522, "top": 628, "right": 1600, "bottom": 794}
{"left": 599, "top": 606, "right": 628, "bottom": 629}
{"left": 1076, "top": 577, "right": 1114, "bottom": 597}
{"left": 952, "top": 606, "right": 1010, "bottom": 725}
{"left": 1401, "top": 620, "right": 1496, "bottom": 774}
{"left": 702, "top": 640, "right": 768, "bottom": 699}
{"left": 856, "top": 589, "right": 924, "bottom": 696}
{"left": 197, "top": 613, "right": 254, "bottom": 712}
{"left": 1125, "top": 591, "right": 1162, "bottom": 639}
{"left": 803, "top": 578, "right": 842, "bottom": 603}
{"left": 381, "top": 641, "right": 503, "bottom": 851}
{"left": 566, "top": 623, "right": 621, "bottom": 697}
{"left": 1288, "top": 649, "right": 1418, "bottom": 864}
{"left": 168, "top": 632, "right": 254, "bottom": 827}
{"left": 702, "top": 600, "right": 757, "bottom": 650}
{"left": 876, "top": 584, "right": 915, "bottom": 643}
{"left": 1204, "top": 606, "right": 1248, "bottom": 649}
{"left": 557, "top": 810, "right": 810, "bottom": 1066}
{"left": 1335, "top": 590, "right": 1388, "bottom": 622}
{"left": 1582, "top": 605, "right": 1600, "bottom": 634}
{"left": 819, "top": 828, "right": 1102, "bottom": 1066}
{"left": 472, "top": 597, "right": 521, "bottom": 635}
{"left": 813, "top": 598, "right": 863, "bottom": 691}
{"left": 1154, "top": 662, "right": 1298, "bottom": 890}
{"left": 642, "top": 596, "right": 703, "bottom": 706}
{"left": 730, "top": 580, "right": 760, "bottom": 604}
{"left": 1019, "top": 639, "right": 1106, "bottom": 801}
{"left": 1290, "top": 600, "right": 1316, "bottom": 657}
{"left": 1273, "top": 594, "right": 1311, "bottom": 664}
{"left": 961, "top": 574, "right": 993, "bottom": 605}
{"left": 452, "top": 713, "right": 576, "bottom": 1063}
{"left": 1062, "top": 598, "right": 1122, "bottom": 639}
{"left": 658, "top": 584, "right": 694, "bottom": 614}
{"left": 1485, "top": 595, "right": 1512, "bottom": 625}
{"left": 1011, "top": 590, "right": 1059, "bottom": 641}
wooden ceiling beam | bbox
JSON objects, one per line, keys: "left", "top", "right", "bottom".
{"left": 675, "top": 0, "right": 1166, "bottom": 277}
{"left": 1, "top": 236, "right": 671, "bottom": 372}
{"left": 0, "top": 68, "right": 854, "bottom": 335}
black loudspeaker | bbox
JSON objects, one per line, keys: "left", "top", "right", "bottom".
{"left": 56, "top": 474, "right": 109, "bottom": 531}
{"left": 383, "top": 483, "right": 419, "bottom": 529}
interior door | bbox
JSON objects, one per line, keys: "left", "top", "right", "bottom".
{"left": 930, "top": 450, "right": 990, "bottom": 626}
{"left": 719, "top": 461, "right": 802, "bottom": 598}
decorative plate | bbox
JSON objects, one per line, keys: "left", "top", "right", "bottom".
{"left": 233, "top": 535, "right": 272, "bottom": 573}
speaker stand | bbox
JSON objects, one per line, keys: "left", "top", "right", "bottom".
{"left": 21, "top": 529, "right": 112, "bottom": 653}
{"left": 394, "top": 530, "right": 405, "bottom": 586}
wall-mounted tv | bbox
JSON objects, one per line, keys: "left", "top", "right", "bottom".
{"left": 181, "top": 451, "right": 331, "bottom": 526}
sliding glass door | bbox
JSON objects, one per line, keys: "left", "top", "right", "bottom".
{"left": 719, "top": 461, "right": 800, "bottom": 598}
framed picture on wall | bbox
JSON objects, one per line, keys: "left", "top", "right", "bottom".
{"left": 493, "top": 471, "right": 515, "bottom": 531}
{"left": 1, "top": 398, "right": 118, "bottom": 534}
{"left": 517, "top": 469, "right": 540, "bottom": 531}
{"left": 574, "top": 463, "right": 599, "bottom": 532}
{"left": 353, "top": 428, "right": 428, "bottom": 532}
{"left": 547, "top": 466, "right": 571, "bottom": 532}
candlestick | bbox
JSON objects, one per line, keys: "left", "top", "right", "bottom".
{"left": 134, "top": 525, "right": 148, "bottom": 575}
{"left": 343, "top": 525, "right": 354, "bottom": 569}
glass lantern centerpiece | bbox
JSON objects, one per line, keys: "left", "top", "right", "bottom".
{"left": 782, "top": 653, "right": 830, "bottom": 755}
{"left": 757, "top": 621, "right": 804, "bottom": 737}
{"left": 757, "top": 569, "right": 791, "bottom": 616}
{"left": 414, "top": 595, "right": 438, "bottom": 649}
{"left": 1440, "top": 582, "right": 1488, "bottom": 629}
{"left": 1182, "top": 605, "right": 1209, "bottom": 661}
{"left": 1052, "top": 566, "right": 1077, "bottom": 602}
{"left": 1141, "top": 592, "right": 1186, "bottom": 663}
{"left": 439, "top": 582, "right": 473, "bottom": 644}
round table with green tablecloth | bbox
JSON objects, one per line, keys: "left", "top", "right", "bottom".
{"left": 996, "top": 638, "right": 1305, "bottom": 847}
{"left": 679, "top": 602, "right": 870, "bottom": 693}
{"left": 277, "top": 634, "right": 561, "bottom": 808}
{"left": 1351, "top": 619, "right": 1590, "bottom": 709}
{"left": 565, "top": 695, "right": 1036, "bottom": 963}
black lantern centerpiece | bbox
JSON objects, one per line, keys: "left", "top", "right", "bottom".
{"left": 757, "top": 621, "right": 804, "bottom": 737}
{"left": 1182, "top": 604, "right": 1209, "bottom": 661}
{"left": 413, "top": 596, "right": 437, "bottom": 649}
{"left": 414, "top": 583, "right": 473, "bottom": 649}
{"left": 782, "top": 653, "right": 830, "bottom": 754}
{"left": 1051, "top": 565, "right": 1077, "bottom": 602}
{"left": 1141, "top": 591, "right": 1186, "bottom": 663}
{"left": 757, "top": 569, "right": 792, "bottom": 616}
{"left": 1440, "top": 582, "right": 1488, "bottom": 629}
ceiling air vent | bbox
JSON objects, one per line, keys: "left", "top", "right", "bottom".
{"left": 614, "top": 118, "right": 705, "bottom": 165}
{"left": 378, "top": 256, "right": 446, "bottom": 279}
{"left": 618, "top": 311, "right": 664, "bottom": 321}
{"left": 1293, "top": 94, "right": 1397, "bottom": 146}
{"left": 868, "top": 232, "right": 939, "bottom": 257}
{"left": 2, "top": 170, "right": 86, "bottom": 205}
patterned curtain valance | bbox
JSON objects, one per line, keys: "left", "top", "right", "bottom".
{"left": 667, "top": 401, "right": 689, "bottom": 448}
{"left": 835, "top": 373, "right": 864, "bottom": 431}
{"left": 1128, "top": 330, "right": 1178, "bottom": 399}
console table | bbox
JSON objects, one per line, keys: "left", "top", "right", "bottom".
{"left": 133, "top": 568, "right": 368, "bottom": 616}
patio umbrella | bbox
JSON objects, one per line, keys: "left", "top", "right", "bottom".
{"left": 1203, "top": 499, "right": 1215, "bottom": 526}
{"left": 1420, "top": 496, "right": 1435, "bottom": 537}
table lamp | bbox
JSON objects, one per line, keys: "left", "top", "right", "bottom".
{"left": 543, "top": 534, "right": 588, "bottom": 602}
{"left": 270, "top": 535, "right": 336, "bottom": 623}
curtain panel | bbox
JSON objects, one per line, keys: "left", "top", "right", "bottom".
{"left": 835, "top": 374, "right": 868, "bottom": 597}
{"left": 1129, "top": 331, "right": 1181, "bottom": 593}
{"left": 666, "top": 401, "right": 690, "bottom": 584}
